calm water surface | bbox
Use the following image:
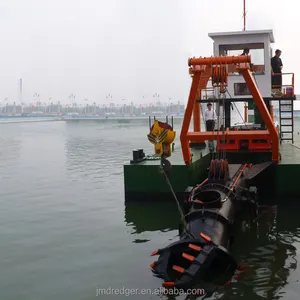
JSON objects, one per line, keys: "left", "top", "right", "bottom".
{"left": 1, "top": 118, "right": 300, "bottom": 300}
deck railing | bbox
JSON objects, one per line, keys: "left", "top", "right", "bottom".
{"left": 272, "top": 72, "right": 295, "bottom": 97}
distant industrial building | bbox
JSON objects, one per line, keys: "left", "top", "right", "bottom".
{"left": 0, "top": 101, "right": 185, "bottom": 116}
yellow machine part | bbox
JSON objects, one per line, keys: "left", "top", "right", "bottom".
{"left": 147, "top": 120, "right": 176, "bottom": 157}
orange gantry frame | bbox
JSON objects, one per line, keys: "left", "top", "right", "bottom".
{"left": 180, "top": 55, "right": 279, "bottom": 165}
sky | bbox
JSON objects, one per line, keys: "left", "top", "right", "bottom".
{"left": 0, "top": 0, "right": 299, "bottom": 105}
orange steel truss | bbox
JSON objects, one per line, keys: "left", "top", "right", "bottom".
{"left": 180, "top": 55, "right": 279, "bottom": 165}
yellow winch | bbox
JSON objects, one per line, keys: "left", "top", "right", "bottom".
{"left": 147, "top": 120, "right": 176, "bottom": 157}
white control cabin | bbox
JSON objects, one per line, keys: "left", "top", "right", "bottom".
{"left": 208, "top": 29, "right": 274, "bottom": 98}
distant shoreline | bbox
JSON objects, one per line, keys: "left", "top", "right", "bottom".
{"left": 0, "top": 115, "right": 184, "bottom": 124}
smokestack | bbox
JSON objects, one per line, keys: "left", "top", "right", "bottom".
{"left": 19, "top": 78, "right": 23, "bottom": 104}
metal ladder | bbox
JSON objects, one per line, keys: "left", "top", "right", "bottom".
{"left": 279, "top": 99, "right": 294, "bottom": 144}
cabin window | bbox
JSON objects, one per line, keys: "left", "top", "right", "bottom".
{"left": 219, "top": 43, "right": 265, "bottom": 75}
{"left": 234, "top": 83, "right": 251, "bottom": 96}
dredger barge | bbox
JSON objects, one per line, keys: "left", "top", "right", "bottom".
{"left": 123, "top": 28, "right": 297, "bottom": 294}
{"left": 148, "top": 51, "right": 281, "bottom": 292}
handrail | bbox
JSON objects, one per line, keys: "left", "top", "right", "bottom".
{"left": 272, "top": 85, "right": 293, "bottom": 87}
{"left": 272, "top": 72, "right": 294, "bottom": 75}
{"left": 271, "top": 72, "right": 295, "bottom": 96}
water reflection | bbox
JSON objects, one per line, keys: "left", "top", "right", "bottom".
{"left": 125, "top": 201, "right": 179, "bottom": 234}
{"left": 125, "top": 201, "right": 299, "bottom": 300}
{"left": 215, "top": 209, "right": 298, "bottom": 300}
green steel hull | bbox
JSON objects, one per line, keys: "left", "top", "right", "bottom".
{"left": 123, "top": 142, "right": 300, "bottom": 202}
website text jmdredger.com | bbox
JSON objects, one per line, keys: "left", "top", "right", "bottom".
{"left": 96, "top": 286, "right": 206, "bottom": 297}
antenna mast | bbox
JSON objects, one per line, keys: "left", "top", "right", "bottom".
{"left": 243, "top": 0, "right": 246, "bottom": 31}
